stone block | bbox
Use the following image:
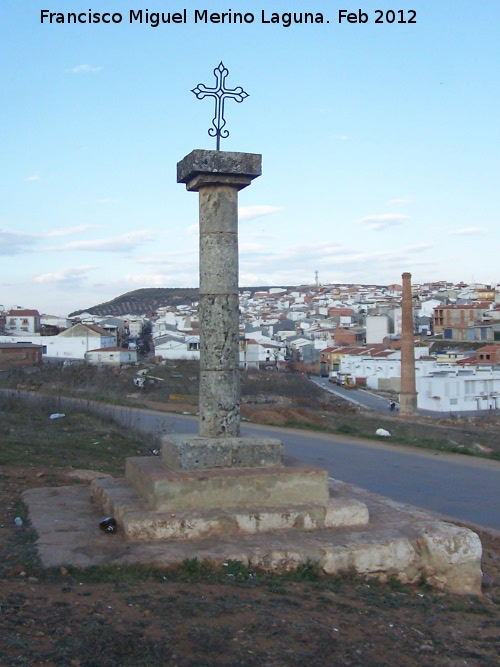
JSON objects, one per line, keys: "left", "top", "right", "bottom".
{"left": 124, "top": 456, "right": 329, "bottom": 511}
{"left": 199, "top": 238, "right": 239, "bottom": 294}
{"left": 199, "top": 297, "right": 240, "bottom": 368}
{"left": 161, "top": 434, "right": 284, "bottom": 470}
{"left": 177, "top": 149, "right": 262, "bottom": 190}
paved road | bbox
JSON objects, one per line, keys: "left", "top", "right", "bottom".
{"left": 117, "top": 406, "right": 500, "bottom": 533}
{"left": 310, "top": 377, "right": 393, "bottom": 413}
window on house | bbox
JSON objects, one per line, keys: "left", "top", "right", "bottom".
{"left": 22, "top": 319, "right": 28, "bottom": 325}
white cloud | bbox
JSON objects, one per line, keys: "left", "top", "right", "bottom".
{"left": 43, "top": 225, "right": 99, "bottom": 238}
{"left": 50, "top": 230, "right": 153, "bottom": 252}
{"left": 359, "top": 214, "right": 410, "bottom": 231}
{"left": 404, "top": 243, "right": 435, "bottom": 253}
{"left": 386, "top": 197, "right": 412, "bottom": 206}
{"left": 448, "top": 227, "right": 487, "bottom": 236}
{"left": 0, "top": 228, "right": 39, "bottom": 255}
{"left": 25, "top": 173, "right": 41, "bottom": 182}
{"left": 69, "top": 64, "right": 103, "bottom": 74}
{"left": 34, "top": 266, "right": 95, "bottom": 285}
{"left": 239, "top": 206, "right": 282, "bottom": 221}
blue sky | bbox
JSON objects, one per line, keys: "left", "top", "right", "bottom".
{"left": 1, "top": 0, "right": 499, "bottom": 315}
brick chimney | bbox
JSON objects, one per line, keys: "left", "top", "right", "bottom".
{"left": 399, "top": 272, "right": 418, "bottom": 415}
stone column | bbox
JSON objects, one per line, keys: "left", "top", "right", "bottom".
{"left": 177, "top": 150, "right": 261, "bottom": 437}
{"left": 399, "top": 271, "right": 418, "bottom": 415}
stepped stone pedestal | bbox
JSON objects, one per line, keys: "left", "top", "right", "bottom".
{"left": 91, "top": 439, "right": 369, "bottom": 541}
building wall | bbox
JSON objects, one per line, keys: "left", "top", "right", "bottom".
{"left": 365, "top": 315, "right": 389, "bottom": 344}
{"left": 433, "top": 305, "right": 488, "bottom": 334}
{"left": 334, "top": 329, "right": 364, "bottom": 346}
{"left": 86, "top": 349, "right": 137, "bottom": 366}
{"left": 443, "top": 325, "right": 494, "bottom": 342}
{"left": 477, "top": 346, "right": 500, "bottom": 364}
{"left": 0, "top": 346, "right": 42, "bottom": 369}
{"left": 5, "top": 313, "right": 40, "bottom": 335}
{"left": 0, "top": 334, "right": 115, "bottom": 360}
{"left": 416, "top": 369, "right": 500, "bottom": 412}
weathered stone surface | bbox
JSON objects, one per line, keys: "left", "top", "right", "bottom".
{"left": 89, "top": 476, "right": 367, "bottom": 541}
{"left": 199, "top": 296, "right": 240, "bottom": 370}
{"left": 413, "top": 523, "right": 483, "bottom": 594}
{"left": 199, "top": 186, "right": 238, "bottom": 235}
{"left": 177, "top": 149, "right": 262, "bottom": 190}
{"left": 179, "top": 150, "right": 259, "bottom": 439}
{"left": 118, "top": 499, "right": 368, "bottom": 542}
{"left": 123, "top": 456, "right": 329, "bottom": 511}
{"left": 199, "top": 236, "right": 238, "bottom": 293}
{"left": 24, "top": 478, "right": 482, "bottom": 594}
{"left": 161, "top": 435, "right": 284, "bottom": 470}
{"left": 199, "top": 370, "right": 240, "bottom": 437}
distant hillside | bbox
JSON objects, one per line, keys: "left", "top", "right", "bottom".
{"left": 69, "top": 286, "right": 296, "bottom": 317}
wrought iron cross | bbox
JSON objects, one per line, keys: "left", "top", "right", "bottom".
{"left": 191, "top": 62, "right": 249, "bottom": 150}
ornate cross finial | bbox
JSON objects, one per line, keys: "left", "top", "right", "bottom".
{"left": 191, "top": 62, "right": 249, "bottom": 150}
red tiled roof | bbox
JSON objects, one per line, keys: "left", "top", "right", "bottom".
{"left": 7, "top": 309, "right": 40, "bottom": 317}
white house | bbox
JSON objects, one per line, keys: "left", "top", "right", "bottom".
{"left": 416, "top": 366, "right": 500, "bottom": 413}
{"left": 4, "top": 309, "right": 41, "bottom": 335}
{"left": 339, "top": 347, "right": 431, "bottom": 391}
{"left": 0, "top": 323, "right": 116, "bottom": 361}
{"left": 240, "top": 338, "right": 285, "bottom": 369}
{"left": 365, "top": 315, "right": 390, "bottom": 344}
{"left": 154, "top": 334, "right": 200, "bottom": 361}
{"left": 86, "top": 347, "right": 138, "bottom": 366}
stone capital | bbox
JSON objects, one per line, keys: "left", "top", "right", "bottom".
{"left": 177, "top": 149, "right": 262, "bottom": 192}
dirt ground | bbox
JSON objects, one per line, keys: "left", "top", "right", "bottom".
{"left": 1, "top": 465, "right": 499, "bottom": 667}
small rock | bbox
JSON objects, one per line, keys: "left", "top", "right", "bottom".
{"left": 419, "top": 642, "right": 434, "bottom": 653}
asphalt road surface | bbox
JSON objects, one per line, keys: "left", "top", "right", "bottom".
{"left": 117, "top": 406, "right": 500, "bottom": 533}
{"left": 310, "top": 377, "right": 392, "bottom": 412}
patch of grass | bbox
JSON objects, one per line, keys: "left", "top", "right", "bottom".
{"left": 287, "top": 559, "right": 322, "bottom": 582}
{"left": 187, "top": 622, "right": 235, "bottom": 655}
{"left": 0, "top": 397, "right": 146, "bottom": 474}
{"left": 67, "top": 563, "right": 169, "bottom": 585}
{"left": 284, "top": 420, "right": 328, "bottom": 432}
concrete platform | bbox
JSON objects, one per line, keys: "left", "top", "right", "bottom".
{"left": 22, "top": 478, "right": 483, "bottom": 595}
{"left": 91, "top": 475, "right": 369, "bottom": 540}
{"left": 122, "top": 456, "right": 330, "bottom": 511}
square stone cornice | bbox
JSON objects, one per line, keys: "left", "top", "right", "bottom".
{"left": 177, "top": 149, "right": 262, "bottom": 191}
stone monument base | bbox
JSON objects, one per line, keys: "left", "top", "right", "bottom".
{"left": 91, "top": 475, "right": 369, "bottom": 541}
{"left": 22, "top": 477, "right": 483, "bottom": 595}
{"left": 90, "top": 437, "right": 369, "bottom": 540}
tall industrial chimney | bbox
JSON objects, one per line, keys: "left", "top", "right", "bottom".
{"left": 399, "top": 272, "right": 418, "bottom": 415}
